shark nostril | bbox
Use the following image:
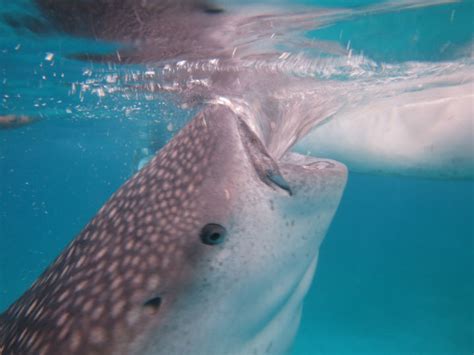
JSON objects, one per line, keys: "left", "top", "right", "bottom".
{"left": 200, "top": 224, "right": 227, "bottom": 245}
{"left": 143, "top": 296, "right": 162, "bottom": 314}
{"left": 203, "top": 6, "right": 224, "bottom": 14}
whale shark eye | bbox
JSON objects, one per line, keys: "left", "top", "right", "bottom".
{"left": 200, "top": 224, "right": 226, "bottom": 245}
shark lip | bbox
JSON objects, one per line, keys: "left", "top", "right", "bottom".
{"left": 304, "top": 160, "right": 336, "bottom": 170}
{"left": 278, "top": 153, "right": 348, "bottom": 200}
{"left": 304, "top": 158, "right": 348, "bottom": 184}
{"left": 281, "top": 153, "right": 347, "bottom": 175}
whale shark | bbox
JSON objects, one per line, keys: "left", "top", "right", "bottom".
{"left": 294, "top": 69, "right": 474, "bottom": 179}
{"left": 0, "top": 105, "right": 346, "bottom": 354}
{"left": 0, "top": 0, "right": 470, "bottom": 353}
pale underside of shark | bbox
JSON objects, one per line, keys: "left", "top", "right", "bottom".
{"left": 295, "top": 72, "right": 474, "bottom": 179}
{"left": 0, "top": 0, "right": 470, "bottom": 354}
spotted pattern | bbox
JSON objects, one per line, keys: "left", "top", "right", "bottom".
{"left": 0, "top": 109, "right": 222, "bottom": 354}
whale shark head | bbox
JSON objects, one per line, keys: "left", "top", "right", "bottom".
{"left": 0, "top": 105, "right": 346, "bottom": 355}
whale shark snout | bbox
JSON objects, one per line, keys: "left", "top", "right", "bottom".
{"left": 136, "top": 112, "right": 347, "bottom": 355}
{"left": 0, "top": 105, "right": 346, "bottom": 355}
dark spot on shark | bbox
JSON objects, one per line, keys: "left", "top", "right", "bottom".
{"left": 143, "top": 296, "right": 162, "bottom": 314}
{"left": 200, "top": 224, "right": 226, "bottom": 245}
{"left": 201, "top": 5, "right": 224, "bottom": 14}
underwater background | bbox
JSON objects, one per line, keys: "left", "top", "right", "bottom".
{"left": 0, "top": 0, "right": 473, "bottom": 354}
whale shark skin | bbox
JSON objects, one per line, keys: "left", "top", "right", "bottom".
{"left": 0, "top": 105, "right": 347, "bottom": 354}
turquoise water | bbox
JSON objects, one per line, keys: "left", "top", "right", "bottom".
{"left": 1, "top": 0, "right": 473, "bottom": 354}
{"left": 294, "top": 174, "right": 473, "bottom": 354}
